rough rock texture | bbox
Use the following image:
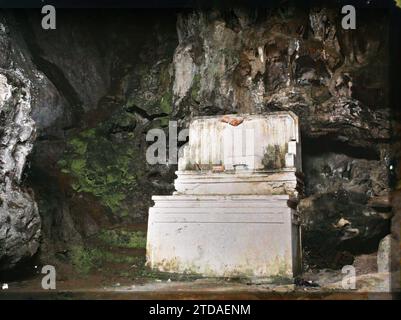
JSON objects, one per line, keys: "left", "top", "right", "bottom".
{"left": 0, "top": 70, "right": 40, "bottom": 271}
{"left": 390, "top": 190, "right": 401, "bottom": 289}
{"left": 6, "top": 11, "right": 178, "bottom": 264}
{"left": 0, "top": 5, "right": 396, "bottom": 272}
{"left": 303, "top": 269, "right": 395, "bottom": 292}
{"left": 352, "top": 253, "right": 377, "bottom": 275}
{"left": 170, "top": 8, "right": 392, "bottom": 268}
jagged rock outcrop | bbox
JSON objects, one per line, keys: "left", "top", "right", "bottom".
{"left": 172, "top": 8, "right": 390, "bottom": 138}
{"left": 0, "top": 12, "right": 80, "bottom": 270}
{"left": 0, "top": 70, "right": 40, "bottom": 271}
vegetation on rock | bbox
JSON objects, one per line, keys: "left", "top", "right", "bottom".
{"left": 58, "top": 111, "right": 141, "bottom": 217}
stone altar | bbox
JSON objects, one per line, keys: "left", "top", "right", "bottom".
{"left": 146, "top": 112, "right": 303, "bottom": 278}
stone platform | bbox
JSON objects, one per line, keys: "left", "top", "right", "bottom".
{"left": 147, "top": 195, "right": 301, "bottom": 277}
{"left": 146, "top": 112, "right": 303, "bottom": 278}
{"left": 174, "top": 169, "right": 301, "bottom": 195}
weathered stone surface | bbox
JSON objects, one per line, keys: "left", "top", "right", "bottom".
{"left": 377, "top": 234, "right": 392, "bottom": 273}
{"left": 174, "top": 113, "right": 302, "bottom": 198}
{"left": 0, "top": 70, "right": 40, "bottom": 271}
{"left": 179, "top": 113, "right": 301, "bottom": 172}
{"left": 147, "top": 113, "right": 302, "bottom": 278}
{"left": 0, "top": 180, "right": 41, "bottom": 271}
{"left": 352, "top": 253, "right": 377, "bottom": 275}
{"left": 0, "top": 11, "right": 178, "bottom": 268}
{"left": 24, "top": 11, "right": 110, "bottom": 114}
{"left": 391, "top": 190, "right": 401, "bottom": 275}
{"left": 0, "top": 14, "right": 72, "bottom": 134}
{"left": 147, "top": 195, "right": 301, "bottom": 277}
{"left": 303, "top": 269, "right": 394, "bottom": 292}
{"left": 300, "top": 150, "right": 391, "bottom": 268}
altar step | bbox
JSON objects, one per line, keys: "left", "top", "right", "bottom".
{"left": 152, "top": 194, "right": 293, "bottom": 207}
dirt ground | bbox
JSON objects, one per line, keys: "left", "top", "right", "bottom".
{"left": 1, "top": 223, "right": 399, "bottom": 300}
{"left": 0, "top": 270, "right": 398, "bottom": 300}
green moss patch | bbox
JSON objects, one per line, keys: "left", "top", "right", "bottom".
{"left": 262, "top": 144, "right": 287, "bottom": 170}
{"left": 190, "top": 73, "right": 201, "bottom": 103}
{"left": 57, "top": 109, "right": 144, "bottom": 217}
{"left": 97, "top": 229, "right": 147, "bottom": 249}
{"left": 69, "top": 245, "right": 137, "bottom": 274}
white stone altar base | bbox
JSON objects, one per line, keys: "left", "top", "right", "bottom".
{"left": 146, "top": 112, "right": 303, "bottom": 278}
{"left": 147, "top": 195, "right": 301, "bottom": 277}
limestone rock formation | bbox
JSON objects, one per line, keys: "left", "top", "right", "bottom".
{"left": 0, "top": 70, "right": 40, "bottom": 271}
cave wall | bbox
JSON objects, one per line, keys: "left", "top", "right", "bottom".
{"left": 0, "top": 14, "right": 42, "bottom": 271}
{"left": 0, "top": 5, "right": 396, "bottom": 271}
{"left": 24, "top": 10, "right": 179, "bottom": 263}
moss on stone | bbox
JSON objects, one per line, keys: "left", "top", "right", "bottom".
{"left": 159, "top": 63, "right": 174, "bottom": 115}
{"left": 69, "top": 138, "right": 88, "bottom": 155}
{"left": 190, "top": 73, "right": 201, "bottom": 102}
{"left": 126, "top": 60, "right": 174, "bottom": 117}
{"left": 69, "top": 245, "right": 137, "bottom": 274}
{"left": 70, "top": 158, "right": 86, "bottom": 173}
{"left": 69, "top": 245, "right": 93, "bottom": 274}
{"left": 57, "top": 109, "right": 144, "bottom": 217}
{"left": 160, "top": 90, "right": 173, "bottom": 114}
{"left": 97, "top": 229, "right": 147, "bottom": 249}
{"left": 262, "top": 144, "right": 287, "bottom": 170}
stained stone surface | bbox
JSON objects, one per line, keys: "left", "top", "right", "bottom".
{"left": 179, "top": 112, "right": 301, "bottom": 172}
{"left": 377, "top": 234, "right": 392, "bottom": 273}
{"left": 147, "top": 195, "right": 301, "bottom": 277}
{"left": 175, "top": 112, "right": 302, "bottom": 197}
{"left": 174, "top": 170, "right": 301, "bottom": 196}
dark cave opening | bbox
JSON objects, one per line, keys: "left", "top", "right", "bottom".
{"left": 302, "top": 134, "right": 381, "bottom": 161}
